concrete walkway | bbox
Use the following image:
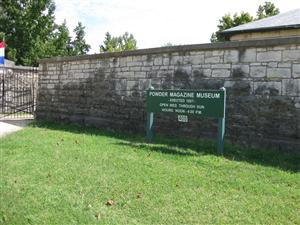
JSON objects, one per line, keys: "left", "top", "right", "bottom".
{"left": 0, "top": 119, "right": 33, "bottom": 138}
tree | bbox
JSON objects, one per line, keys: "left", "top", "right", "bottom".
{"left": 211, "top": 12, "right": 253, "bottom": 42}
{"left": 0, "top": 32, "right": 4, "bottom": 41}
{"left": 71, "top": 22, "right": 91, "bottom": 55}
{"left": 100, "top": 32, "right": 120, "bottom": 52}
{"left": 257, "top": 1, "right": 280, "bottom": 19}
{"left": 0, "top": 0, "right": 57, "bottom": 65}
{"left": 162, "top": 42, "right": 173, "bottom": 47}
{"left": 211, "top": 1, "right": 280, "bottom": 42}
{"left": 121, "top": 32, "right": 137, "bottom": 52}
{"left": 52, "top": 20, "right": 73, "bottom": 57}
{"left": 100, "top": 32, "right": 137, "bottom": 53}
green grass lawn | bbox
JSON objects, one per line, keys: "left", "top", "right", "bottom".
{"left": 1, "top": 122, "right": 299, "bottom": 224}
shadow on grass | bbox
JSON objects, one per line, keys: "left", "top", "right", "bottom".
{"left": 30, "top": 121, "right": 300, "bottom": 173}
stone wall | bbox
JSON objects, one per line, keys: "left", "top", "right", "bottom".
{"left": 37, "top": 37, "right": 300, "bottom": 152}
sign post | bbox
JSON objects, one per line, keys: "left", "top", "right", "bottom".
{"left": 217, "top": 87, "right": 226, "bottom": 154}
{"left": 146, "top": 87, "right": 226, "bottom": 154}
{"left": 146, "top": 111, "right": 154, "bottom": 143}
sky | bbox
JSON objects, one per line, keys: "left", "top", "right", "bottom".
{"left": 54, "top": 0, "right": 300, "bottom": 54}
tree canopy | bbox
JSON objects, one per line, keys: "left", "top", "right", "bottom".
{"left": 211, "top": 1, "right": 280, "bottom": 42}
{"left": 100, "top": 32, "right": 137, "bottom": 53}
{"left": 51, "top": 20, "right": 73, "bottom": 57}
{"left": 0, "top": 0, "right": 91, "bottom": 66}
{"left": 0, "top": 0, "right": 57, "bottom": 65}
{"left": 256, "top": 1, "right": 280, "bottom": 19}
{"left": 70, "top": 22, "right": 91, "bottom": 55}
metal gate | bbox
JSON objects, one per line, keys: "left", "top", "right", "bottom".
{"left": 0, "top": 66, "right": 38, "bottom": 119}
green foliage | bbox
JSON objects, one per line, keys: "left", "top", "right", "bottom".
{"left": 0, "top": 32, "right": 5, "bottom": 41}
{"left": 0, "top": 122, "right": 299, "bottom": 224}
{"left": 162, "top": 42, "right": 173, "bottom": 47}
{"left": 52, "top": 20, "right": 73, "bottom": 57}
{"left": 211, "top": 12, "right": 253, "bottom": 42}
{"left": 70, "top": 22, "right": 91, "bottom": 55}
{"left": 100, "top": 32, "right": 137, "bottom": 53}
{"left": 0, "top": 1, "right": 90, "bottom": 66}
{"left": 0, "top": 0, "right": 56, "bottom": 66}
{"left": 257, "top": 1, "right": 280, "bottom": 19}
{"left": 211, "top": 1, "right": 280, "bottom": 42}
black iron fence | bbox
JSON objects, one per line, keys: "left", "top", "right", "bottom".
{"left": 0, "top": 66, "right": 38, "bottom": 119}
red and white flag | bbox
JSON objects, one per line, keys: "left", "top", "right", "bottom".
{"left": 0, "top": 41, "right": 4, "bottom": 65}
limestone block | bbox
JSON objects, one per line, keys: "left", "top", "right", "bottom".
{"left": 250, "top": 66, "right": 266, "bottom": 77}
{"left": 137, "top": 55, "right": 145, "bottom": 61}
{"left": 115, "top": 79, "right": 127, "bottom": 91}
{"left": 202, "top": 64, "right": 211, "bottom": 69}
{"left": 139, "top": 79, "right": 151, "bottom": 90}
{"left": 175, "top": 65, "right": 192, "bottom": 75}
{"left": 192, "top": 68, "right": 211, "bottom": 78}
{"left": 183, "top": 56, "right": 191, "bottom": 64}
{"left": 47, "top": 84, "right": 55, "bottom": 89}
{"left": 205, "top": 51, "right": 212, "bottom": 57}
{"left": 190, "top": 51, "right": 204, "bottom": 56}
{"left": 121, "top": 67, "right": 129, "bottom": 72}
{"left": 212, "top": 50, "right": 224, "bottom": 56}
{"left": 253, "top": 62, "right": 267, "bottom": 66}
{"left": 232, "top": 64, "right": 250, "bottom": 77}
{"left": 132, "top": 56, "right": 143, "bottom": 62}
{"left": 163, "top": 58, "right": 170, "bottom": 65}
{"left": 282, "top": 50, "right": 300, "bottom": 61}
{"left": 212, "top": 69, "right": 230, "bottom": 77}
{"left": 147, "top": 71, "right": 158, "bottom": 79}
{"left": 256, "top": 48, "right": 267, "bottom": 52}
{"left": 134, "top": 71, "right": 147, "bottom": 78}
{"left": 278, "top": 62, "right": 291, "bottom": 68}
{"left": 292, "top": 64, "right": 300, "bottom": 78}
{"left": 143, "top": 60, "right": 153, "bottom": 66}
{"left": 212, "top": 64, "right": 231, "bottom": 69}
{"left": 141, "top": 67, "right": 152, "bottom": 72}
{"left": 254, "top": 81, "right": 282, "bottom": 96}
{"left": 224, "top": 50, "right": 239, "bottom": 63}
{"left": 191, "top": 54, "right": 205, "bottom": 64}
{"left": 293, "top": 97, "right": 300, "bottom": 109}
{"left": 240, "top": 48, "right": 256, "bottom": 62}
{"left": 224, "top": 80, "right": 253, "bottom": 95}
{"left": 126, "top": 56, "right": 133, "bottom": 62}
{"left": 78, "top": 64, "right": 86, "bottom": 70}
{"left": 48, "top": 66, "right": 57, "bottom": 71}
{"left": 119, "top": 58, "right": 127, "bottom": 67}
{"left": 71, "top": 64, "right": 81, "bottom": 70}
{"left": 127, "top": 61, "right": 143, "bottom": 67}
{"left": 90, "top": 63, "right": 97, "bottom": 69}
{"left": 127, "top": 80, "right": 139, "bottom": 91}
{"left": 267, "top": 62, "right": 277, "bottom": 68}
{"left": 84, "top": 64, "right": 91, "bottom": 69}
{"left": 129, "top": 66, "right": 142, "bottom": 72}
{"left": 171, "top": 55, "right": 183, "bottom": 65}
{"left": 272, "top": 46, "right": 287, "bottom": 51}
{"left": 282, "top": 79, "right": 300, "bottom": 96}
{"left": 51, "top": 75, "right": 58, "bottom": 80}
{"left": 267, "top": 68, "right": 291, "bottom": 78}
{"left": 154, "top": 56, "right": 163, "bottom": 65}
{"left": 257, "top": 51, "right": 281, "bottom": 62}
{"left": 205, "top": 56, "right": 220, "bottom": 64}
{"left": 121, "top": 71, "right": 134, "bottom": 78}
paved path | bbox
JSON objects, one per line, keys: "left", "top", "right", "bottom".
{"left": 0, "top": 119, "right": 33, "bottom": 138}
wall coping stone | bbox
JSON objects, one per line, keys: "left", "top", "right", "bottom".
{"left": 0, "top": 65, "right": 39, "bottom": 71}
{"left": 39, "top": 37, "right": 300, "bottom": 63}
